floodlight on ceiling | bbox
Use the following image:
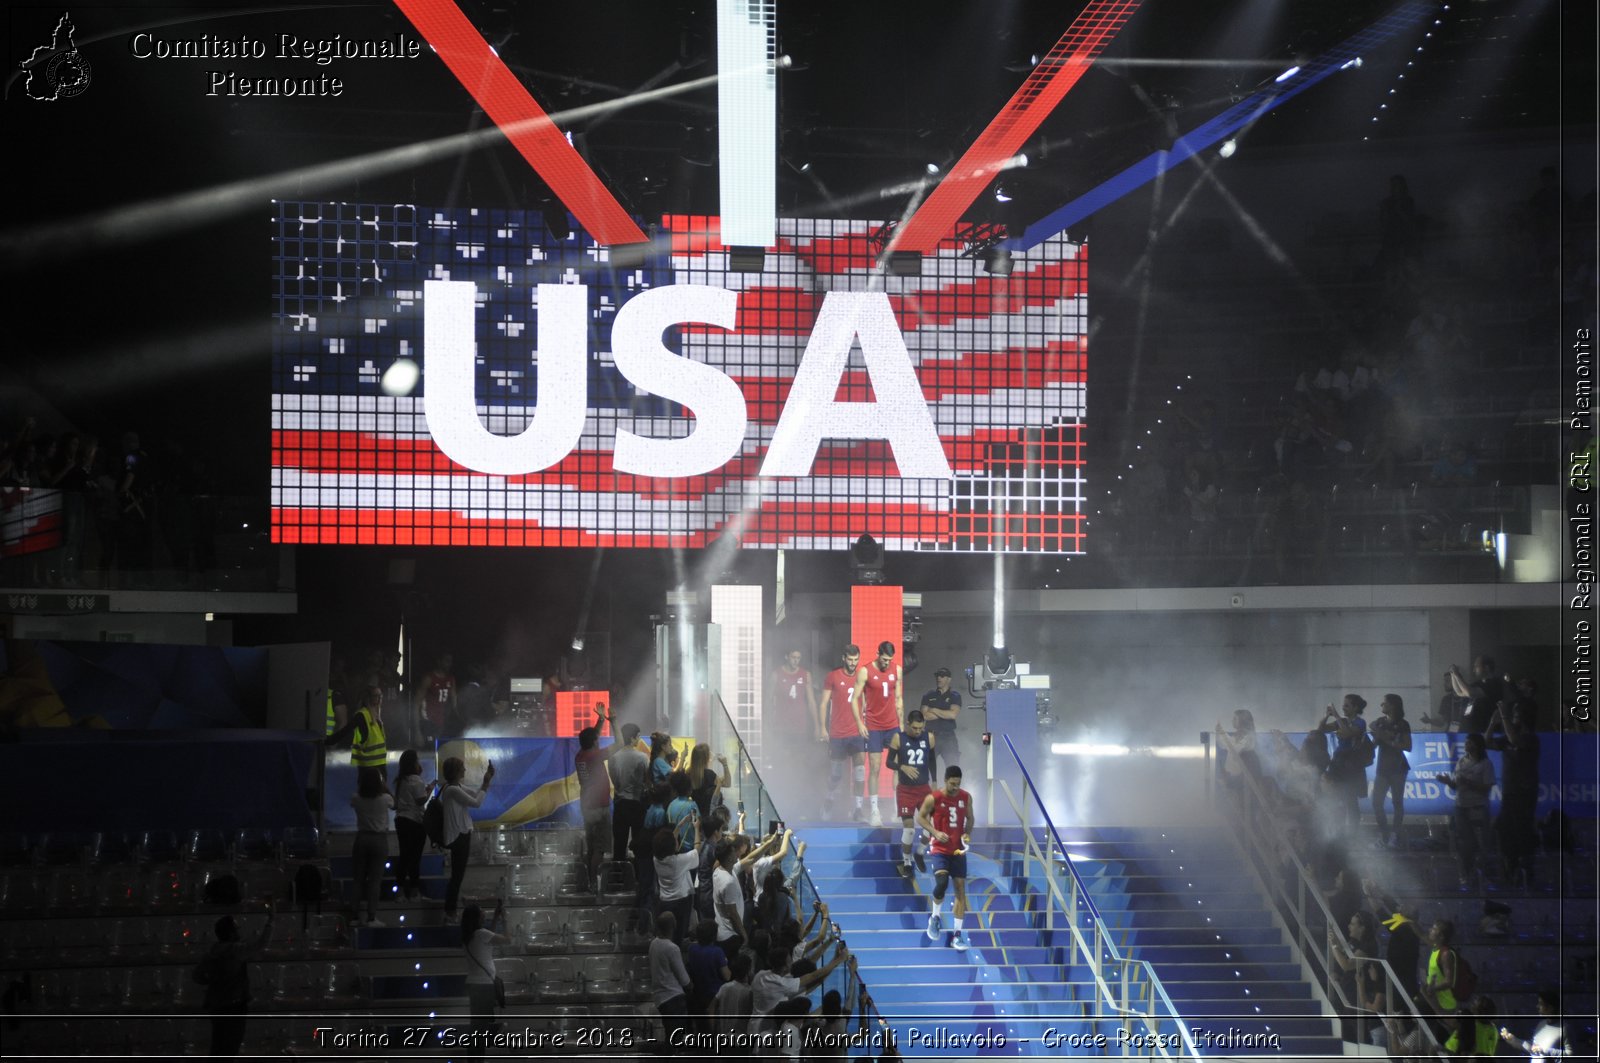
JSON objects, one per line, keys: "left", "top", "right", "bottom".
{"left": 983, "top": 248, "right": 1015, "bottom": 276}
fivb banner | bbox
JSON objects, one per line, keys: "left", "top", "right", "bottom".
{"left": 1260, "top": 731, "right": 1596, "bottom": 819}
{"left": 271, "top": 205, "right": 1086, "bottom": 552}
{"left": 322, "top": 735, "right": 602, "bottom": 831}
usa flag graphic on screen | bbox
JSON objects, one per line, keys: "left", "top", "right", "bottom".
{"left": 271, "top": 203, "right": 1086, "bottom": 552}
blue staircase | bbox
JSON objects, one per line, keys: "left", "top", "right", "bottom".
{"left": 799, "top": 823, "right": 1340, "bottom": 1058}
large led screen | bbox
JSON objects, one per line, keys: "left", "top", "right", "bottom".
{"left": 271, "top": 204, "right": 1086, "bottom": 551}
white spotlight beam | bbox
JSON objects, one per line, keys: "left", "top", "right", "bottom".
{"left": 715, "top": 0, "right": 777, "bottom": 249}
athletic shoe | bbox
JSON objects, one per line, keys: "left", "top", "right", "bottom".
{"left": 913, "top": 849, "right": 926, "bottom": 873}
{"left": 925, "top": 913, "right": 941, "bottom": 941}
{"left": 869, "top": 806, "right": 884, "bottom": 827}
{"left": 365, "top": 919, "right": 387, "bottom": 929}
{"left": 896, "top": 863, "right": 911, "bottom": 879}
{"left": 950, "top": 932, "right": 971, "bottom": 951}
{"left": 852, "top": 805, "right": 870, "bottom": 823}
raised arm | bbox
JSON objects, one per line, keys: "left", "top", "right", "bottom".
{"left": 797, "top": 943, "right": 848, "bottom": 992}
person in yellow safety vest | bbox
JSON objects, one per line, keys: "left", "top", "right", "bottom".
{"left": 325, "top": 683, "right": 388, "bottom": 783}
{"left": 1419, "top": 919, "right": 1459, "bottom": 1015}
{"left": 1444, "top": 996, "right": 1500, "bottom": 1058}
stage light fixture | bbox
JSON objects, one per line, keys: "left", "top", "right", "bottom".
{"left": 728, "top": 247, "right": 767, "bottom": 272}
{"left": 849, "top": 533, "right": 887, "bottom": 584}
{"left": 884, "top": 250, "right": 923, "bottom": 276}
{"left": 925, "top": 162, "right": 941, "bottom": 175}
{"left": 544, "top": 206, "right": 571, "bottom": 242}
{"left": 1218, "top": 139, "right": 1237, "bottom": 158}
{"left": 983, "top": 248, "right": 1014, "bottom": 276}
{"left": 1275, "top": 65, "right": 1301, "bottom": 83}
{"left": 994, "top": 184, "right": 1013, "bottom": 203}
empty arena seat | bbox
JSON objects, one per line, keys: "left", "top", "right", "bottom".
{"left": 271, "top": 962, "right": 315, "bottom": 1005}
{"left": 318, "top": 960, "right": 364, "bottom": 1005}
{"left": 186, "top": 829, "right": 231, "bottom": 863}
{"left": 280, "top": 827, "right": 322, "bottom": 860}
{"left": 581, "top": 953, "right": 631, "bottom": 1000}
{"left": 229, "top": 827, "right": 274, "bottom": 862}
{"left": 508, "top": 865, "right": 556, "bottom": 902}
{"left": 569, "top": 907, "right": 617, "bottom": 951}
{"left": 535, "top": 831, "right": 581, "bottom": 863}
{"left": 517, "top": 908, "right": 569, "bottom": 953}
{"left": 533, "top": 956, "right": 582, "bottom": 1001}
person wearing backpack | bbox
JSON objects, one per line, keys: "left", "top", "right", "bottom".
{"left": 1319, "top": 695, "right": 1371, "bottom": 835}
{"left": 393, "top": 750, "right": 430, "bottom": 902}
{"left": 437, "top": 755, "right": 494, "bottom": 923}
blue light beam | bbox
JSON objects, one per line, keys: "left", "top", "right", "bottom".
{"left": 1005, "top": 0, "right": 1436, "bottom": 251}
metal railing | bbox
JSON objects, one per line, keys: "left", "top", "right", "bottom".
{"left": 999, "top": 735, "right": 1201, "bottom": 1059}
{"left": 1210, "top": 731, "right": 1443, "bottom": 1055}
{"left": 705, "top": 693, "right": 892, "bottom": 1045}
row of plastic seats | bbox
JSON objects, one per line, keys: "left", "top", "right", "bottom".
{"left": 475, "top": 826, "right": 583, "bottom": 866}
{"left": 0, "top": 864, "right": 285, "bottom": 916}
{"left": 506, "top": 906, "right": 631, "bottom": 952}
{"left": 2, "top": 911, "right": 347, "bottom": 966}
{"left": 0, "top": 828, "right": 323, "bottom": 868}
{"left": 265, "top": 960, "right": 365, "bottom": 1006}
{"left": 5, "top": 1016, "right": 204, "bottom": 1057}
{"left": 21, "top": 958, "right": 363, "bottom": 1016}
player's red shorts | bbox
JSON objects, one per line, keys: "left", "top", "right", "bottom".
{"left": 896, "top": 785, "right": 932, "bottom": 821}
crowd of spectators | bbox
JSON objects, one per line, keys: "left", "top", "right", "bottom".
{"left": 1215, "top": 650, "right": 1591, "bottom": 1059}
{"left": 600, "top": 724, "right": 859, "bottom": 1054}
{"left": 0, "top": 414, "right": 222, "bottom": 587}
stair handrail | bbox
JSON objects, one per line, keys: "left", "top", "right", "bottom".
{"left": 1209, "top": 730, "right": 1443, "bottom": 1056}
{"left": 708, "top": 693, "right": 895, "bottom": 1050}
{"left": 1001, "top": 736, "right": 1201, "bottom": 1059}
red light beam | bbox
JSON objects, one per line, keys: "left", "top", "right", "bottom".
{"left": 894, "top": 0, "right": 1144, "bottom": 254}
{"left": 393, "top": 0, "right": 648, "bottom": 248}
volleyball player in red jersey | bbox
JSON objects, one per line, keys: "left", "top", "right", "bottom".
{"left": 855, "top": 641, "right": 903, "bottom": 826}
{"left": 916, "top": 765, "right": 974, "bottom": 950}
{"left": 816, "top": 644, "right": 870, "bottom": 821}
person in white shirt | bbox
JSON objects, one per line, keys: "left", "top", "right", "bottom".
{"left": 748, "top": 943, "right": 848, "bottom": 1035}
{"left": 711, "top": 838, "right": 749, "bottom": 954}
{"left": 460, "top": 903, "right": 511, "bottom": 1062}
{"left": 349, "top": 767, "right": 394, "bottom": 927}
{"left": 653, "top": 816, "right": 701, "bottom": 946}
{"left": 438, "top": 755, "right": 494, "bottom": 922}
{"left": 1501, "top": 989, "right": 1573, "bottom": 1060}
{"left": 392, "top": 750, "right": 430, "bottom": 901}
{"left": 709, "top": 953, "right": 754, "bottom": 1040}
{"left": 648, "top": 911, "right": 692, "bottom": 1049}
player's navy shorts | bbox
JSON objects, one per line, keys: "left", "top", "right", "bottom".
{"left": 929, "top": 851, "right": 967, "bottom": 879}
{"left": 866, "top": 727, "right": 898, "bottom": 753}
{"left": 895, "top": 785, "right": 931, "bottom": 820}
{"left": 829, "top": 736, "right": 867, "bottom": 760}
